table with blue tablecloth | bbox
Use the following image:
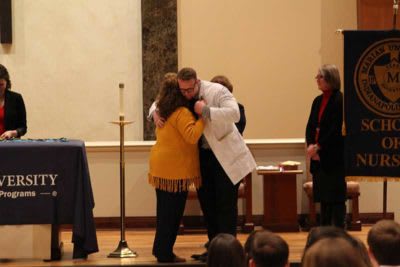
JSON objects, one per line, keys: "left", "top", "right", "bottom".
{"left": 0, "top": 139, "right": 98, "bottom": 259}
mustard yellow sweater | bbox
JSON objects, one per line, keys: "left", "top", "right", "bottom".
{"left": 149, "top": 107, "right": 204, "bottom": 192}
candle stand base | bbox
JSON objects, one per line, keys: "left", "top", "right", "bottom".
{"left": 108, "top": 240, "right": 137, "bottom": 258}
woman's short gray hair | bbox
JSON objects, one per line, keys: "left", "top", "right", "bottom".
{"left": 319, "top": 64, "right": 341, "bottom": 91}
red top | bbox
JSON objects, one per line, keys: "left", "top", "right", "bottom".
{"left": 0, "top": 106, "right": 4, "bottom": 135}
{"left": 315, "top": 90, "right": 332, "bottom": 144}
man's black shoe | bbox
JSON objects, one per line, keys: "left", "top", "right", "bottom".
{"left": 191, "top": 254, "right": 201, "bottom": 260}
{"left": 198, "top": 252, "right": 208, "bottom": 262}
{"left": 191, "top": 251, "right": 207, "bottom": 261}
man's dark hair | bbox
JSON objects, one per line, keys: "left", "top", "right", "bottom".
{"left": 207, "top": 233, "right": 246, "bottom": 267}
{"left": 177, "top": 67, "right": 197, "bottom": 81}
{"left": 367, "top": 219, "right": 400, "bottom": 265}
{"left": 304, "top": 226, "right": 355, "bottom": 251}
{"left": 250, "top": 230, "right": 289, "bottom": 267}
{"left": 0, "top": 64, "right": 11, "bottom": 90}
{"left": 244, "top": 230, "right": 259, "bottom": 264}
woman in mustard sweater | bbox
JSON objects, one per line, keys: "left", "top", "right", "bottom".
{"left": 149, "top": 73, "right": 204, "bottom": 263}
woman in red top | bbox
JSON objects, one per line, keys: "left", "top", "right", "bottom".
{"left": 0, "top": 64, "right": 27, "bottom": 139}
{"left": 306, "top": 64, "right": 346, "bottom": 228}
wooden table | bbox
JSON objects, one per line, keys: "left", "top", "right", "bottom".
{"left": 257, "top": 169, "right": 303, "bottom": 232}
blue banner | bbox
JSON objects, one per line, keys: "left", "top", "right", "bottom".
{"left": 343, "top": 30, "right": 400, "bottom": 178}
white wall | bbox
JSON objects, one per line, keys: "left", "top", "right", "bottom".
{"left": 177, "top": 0, "right": 357, "bottom": 139}
{"left": 0, "top": 0, "right": 143, "bottom": 141}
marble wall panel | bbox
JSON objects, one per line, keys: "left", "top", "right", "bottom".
{"left": 142, "top": 0, "right": 177, "bottom": 140}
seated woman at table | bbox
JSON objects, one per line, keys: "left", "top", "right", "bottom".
{"left": 148, "top": 72, "right": 204, "bottom": 263}
{"left": 0, "top": 64, "right": 27, "bottom": 139}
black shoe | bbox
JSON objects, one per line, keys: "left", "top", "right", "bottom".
{"left": 191, "top": 251, "right": 207, "bottom": 262}
{"left": 198, "top": 252, "right": 208, "bottom": 262}
{"left": 191, "top": 253, "right": 202, "bottom": 260}
{"left": 157, "top": 254, "right": 186, "bottom": 263}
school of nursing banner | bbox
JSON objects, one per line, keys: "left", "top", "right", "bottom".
{"left": 343, "top": 30, "right": 400, "bottom": 179}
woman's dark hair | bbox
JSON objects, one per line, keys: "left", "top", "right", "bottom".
{"left": 211, "top": 75, "right": 233, "bottom": 93}
{"left": 156, "top": 73, "right": 188, "bottom": 119}
{"left": 207, "top": 233, "right": 246, "bottom": 267}
{"left": 0, "top": 64, "right": 11, "bottom": 90}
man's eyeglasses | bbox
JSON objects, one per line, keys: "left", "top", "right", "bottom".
{"left": 180, "top": 88, "right": 195, "bottom": 94}
{"left": 180, "top": 82, "right": 197, "bottom": 94}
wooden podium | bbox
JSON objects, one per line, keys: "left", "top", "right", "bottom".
{"left": 257, "top": 169, "right": 303, "bottom": 232}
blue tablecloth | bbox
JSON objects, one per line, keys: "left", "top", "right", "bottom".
{"left": 0, "top": 139, "right": 98, "bottom": 258}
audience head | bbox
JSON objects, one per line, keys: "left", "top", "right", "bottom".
{"left": 244, "top": 230, "right": 259, "bottom": 264}
{"left": 156, "top": 72, "right": 188, "bottom": 119}
{"left": 316, "top": 64, "right": 341, "bottom": 91}
{"left": 177, "top": 67, "right": 199, "bottom": 100}
{"left": 304, "top": 226, "right": 352, "bottom": 251}
{"left": 303, "top": 226, "right": 372, "bottom": 267}
{"left": 302, "top": 237, "right": 368, "bottom": 267}
{"left": 0, "top": 64, "right": 11, "bottom": 91}
{"left": 367, "top": 219, "right": 400, "bottom": 266}
{"left": 211, "top": 75, "right": 233, "bottom": 93}
{"left": 207, "top": 233, "right": 246, "bottom": 267}
{"left": 354, "top": 236, "right": 374, "bottom": 267}
{"left": 246, "top": 230, "right": 289, "bottom": 267}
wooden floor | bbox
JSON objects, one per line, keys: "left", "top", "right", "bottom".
{"left": 0, "top": 226, "right": 372, "bottom": 267}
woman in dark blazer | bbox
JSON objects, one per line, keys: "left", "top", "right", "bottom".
{"left": 210, "top": 75, "right": 246, "bottom": 135}
{"left": 306, "top": 64, "right": 346, "bottom": 228}
{"left": 0, "top": 64, "right": 27, "bottom": 139}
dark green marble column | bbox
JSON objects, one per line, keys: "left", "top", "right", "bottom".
{"left": 142, "top": 0, "right": 177, "bottom": 140}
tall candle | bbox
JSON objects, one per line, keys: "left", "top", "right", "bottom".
{"left": 119, "top": 83, "right": 124, "bottom": 116}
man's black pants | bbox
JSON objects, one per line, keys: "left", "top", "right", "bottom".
{"left": 197, "top": 148, "right": 240, "bottom": 242}
{"left": 320, "top": 201, "right": 346, "bottom": 228}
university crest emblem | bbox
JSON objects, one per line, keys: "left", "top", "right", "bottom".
{"left": 354, "top": 38, "right": 400, "bottom": 118}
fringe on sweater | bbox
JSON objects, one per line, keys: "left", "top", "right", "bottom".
{"left": 148, "top": 174, "right": 201, "bottom": 192}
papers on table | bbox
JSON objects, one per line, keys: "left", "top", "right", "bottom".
{"left": 256, "top": 165, "right": 281, "bottom": 171}
{"left": 257, "top": 161, "right": 301, "bottom": 172}
{"left": 280, "top": 160, "right": 301, "bottom": 166}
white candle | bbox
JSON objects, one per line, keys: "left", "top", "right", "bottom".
{"left": 119, "top": 83, "right": 124, "bottom": 116}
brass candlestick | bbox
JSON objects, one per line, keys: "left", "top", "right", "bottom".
{"left": 108, "top": 114, "right": 137, "bottom": 258}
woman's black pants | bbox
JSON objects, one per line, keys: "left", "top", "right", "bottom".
{"left": 152, "top": 189, "right": 187, "bottom": 261}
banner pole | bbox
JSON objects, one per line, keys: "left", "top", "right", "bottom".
{"left": 393, "top": 0, "right": 398, "bottom": 29}
{"left": 383, "top": 180, "right": 387, "bottom": 219}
